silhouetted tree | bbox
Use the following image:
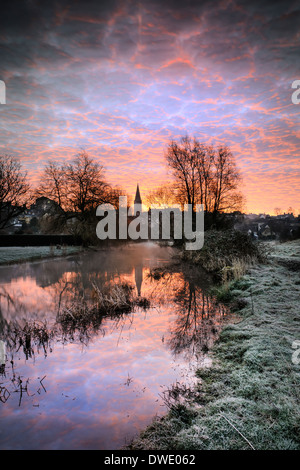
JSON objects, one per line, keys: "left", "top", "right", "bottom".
{"left": 165, "top": 136, "right": 199, "bottom": 212}
{"left": 64, "top": 152, "right": 109, "bottom": 217}
{"left": 35, "top": 161, "right": 65, "bottom": 211}
{"left": 211, "top": 146, "right": 244, "bottom": 213}
{"left": 35, "top": 152, "right": 127, "bottom": 242}
{"left": 0, "top": 155, "right": 30, "bottom": 229}
{"left": 36, "top": 152, "right": 110, "bottom": 217}
{"left": 165, "top": 136, "right": 244, "bottom": 214}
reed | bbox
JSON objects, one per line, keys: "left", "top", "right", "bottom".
{"left": 57, "top": 281, "right": 150, "bottom": 328}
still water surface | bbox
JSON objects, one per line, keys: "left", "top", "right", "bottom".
{"left": 0, "top": 243, "right": 228, "bottom": 449}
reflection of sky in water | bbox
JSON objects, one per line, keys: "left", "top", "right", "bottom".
{"left": 0, "top": 243, "right": 228, "bottom": 449}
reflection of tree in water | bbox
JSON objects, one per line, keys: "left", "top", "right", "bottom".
{"left": 0, "top": 276, "right": 144, "bottom": 364}
{"left": 0, "top": 245, "right": 231, "bottom": 406}
{"left": 168, "top": 279, "right": 228, "bottom": 360}
{"left": 2, "top": 320, "right": 55, "bottom": 360}
{"left": 0, "top": 303, "right": 135, "bottom": 406}
{"left": 0, "top": 286, "right": 29, "bottom": 319}
{"left": 0, "top": 244, "right": 170, "bottom": 324}
{"left": 0, "top": 322, "right": 49, "bottom": 406}
{"left": 145, "top": 267, "right": 229, "bottom": 361}
{"left": 0, "top": 317, "right": 54, "bottom": 406}
{"left": 1, "top": 263, "right": 229, "bottom": 366}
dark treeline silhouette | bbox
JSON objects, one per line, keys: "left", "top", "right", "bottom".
{"left": 33, "top": 151, "right": 127, "bottom": 243}
{"left": 0, "top": 151, "right": 129, "bottom": 244}
{"left": 164, "top": 135, "right": 245, "bottom": 215}
{"left": 145, "top": 135, "right": 245, "bottom": 232}
{"left": 0, "top": 155, "right": 30, "bottom": 230}
{"left": 35, "top": 151, "right": 121, "bottom": 214}
{"left": 1, "top": 140, "right": 298, "bottom": 245}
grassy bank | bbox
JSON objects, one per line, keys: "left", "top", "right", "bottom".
{"left": 127, "top": 239, "right": 300, "bottom": 450}
{"left": 180, "top": 229, "right": 264, "bottom": 282}
{"left": 0, "top": 246, "right": 82, "bottom": 265}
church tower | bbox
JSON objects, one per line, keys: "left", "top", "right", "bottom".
{"left": 134, "top": 184, "right": 142, "bottom": 205}
{"left": 134, "top": 184, "right": 142, "bottom": 215}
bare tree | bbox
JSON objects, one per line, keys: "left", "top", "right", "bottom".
{"left": 165, "top": 136, "right": 244, "bottom": 214}
{"left": 64, "top": 152, "right": 109, "bottom": 217}
{"left": 108, "top": 186, "right": 131, "bottom": 209}
{"left": 35, "top": 152, "right": 116, "bottom": 241}
{"left": 36, "top": 152, "right": 112, "bottom": 217}
{"left": 35, "top": 160, "right": 65, "bottom": 211}
{"left": 0, "top": 155, "right": 30, "bottom": 229}
{"left": 195, "top": 143, "right": 215, "bottom": 212}
{"left": 165, "top": 136, "right": 199, "bottom": 212}
{"left": 211, "top": 146, "right": 243, "bottom": 213}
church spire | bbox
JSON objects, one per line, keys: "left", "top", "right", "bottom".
{"left": 134, "top": 183, "right": 142, "bottom": 205}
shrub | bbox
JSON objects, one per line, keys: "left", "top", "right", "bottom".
{"left": 181, "top": 229, "right": 264, "bottom": 280}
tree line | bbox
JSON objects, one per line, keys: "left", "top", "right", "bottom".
{"left": 0, "top": 136, "right": 245, "bottom": 239}
{"left": 146, "top": 135, "right": 245, "bottom": 215}
{"left": 0, "top": 151, "right": 126, "bottom": 240}
{"left": 34, "top": 152, "right": 125, "bottom": 218}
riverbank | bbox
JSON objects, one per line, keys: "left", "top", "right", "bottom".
{"left": 0, "top": 246, "right": 82, "bottom": 265}
{"left": 127, "top": 239, "right": 300, "bottom": 450}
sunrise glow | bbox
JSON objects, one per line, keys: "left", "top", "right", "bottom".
{"left": 0, "top": 0, "right": 299, "bottom": 215}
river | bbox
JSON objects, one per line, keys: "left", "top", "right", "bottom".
{"left": 0, "top": 242, "right": 228, "bottom": 450}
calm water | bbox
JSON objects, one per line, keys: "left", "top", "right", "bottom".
{"left": 0, "top": 243, "right": 228, "bottom": 450}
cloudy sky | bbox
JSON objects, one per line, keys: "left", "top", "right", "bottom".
{"left": 0, "top": 0, "right": 299, "bottom": 214}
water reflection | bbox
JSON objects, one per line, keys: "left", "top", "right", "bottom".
{"left": 0, "top": 243, "right": 230, "bottom": 450}
{"left": 169, "top": 282, "right": 227, "bottom": 360}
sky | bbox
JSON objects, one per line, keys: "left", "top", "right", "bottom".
{"left": 0, "top": 0, "right": 299, "bottom": 215}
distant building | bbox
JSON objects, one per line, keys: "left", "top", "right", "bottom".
{"left": 134, "top": 265, "right": 143, "bottom": 296}
{"left": 134, "top": 184, "right": 142, "bottom": 215}
{"left": 134, "top": 183, "right": 142, "bottom": 205}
